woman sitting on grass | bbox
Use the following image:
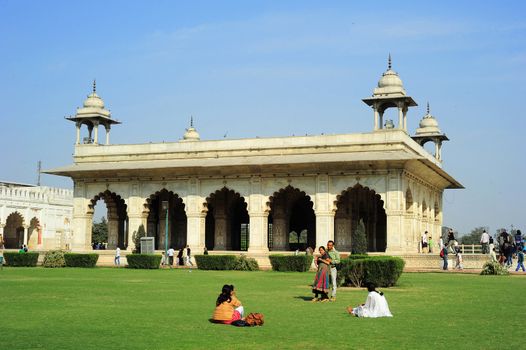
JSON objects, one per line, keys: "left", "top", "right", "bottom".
{"left": 347, "top": 282, "right": 393, "bottom": 318}
{"left": 212, "top": 284, "right": 244, "bottom": 324}
{"left": 312, "top": 246, "right": 331, "bottom": 302}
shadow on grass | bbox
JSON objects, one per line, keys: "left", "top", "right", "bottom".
{"left": 294, "top": 296, "right": 314, "bottom": 302}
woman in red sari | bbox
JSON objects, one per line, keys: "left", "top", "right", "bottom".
{"left": 312, "top": 246, "right": 331, "bottom": 302}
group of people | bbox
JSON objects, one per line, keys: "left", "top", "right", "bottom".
{"left": 436, "top": 228, "right": 525, "bottom": 272}
{"left": 495, "top": 229, "right": 525, "bottom": 271}
{"left": 311, "top": 240, "right": 393, "bottom": 318}
{"left": 162, "top": 245, "right": 194, "bottom": 268}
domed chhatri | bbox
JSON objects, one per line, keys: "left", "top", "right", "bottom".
{"left": 66, "top": 80, "right": 120, "bottom": 145}
{"left": 182, "top": 116, "right": 200, "bottom": 142}
{"left": 415, "top": 103, "right": 441, "bottom": 136}
{"left": 411, "top": 102, "right": 449, "bottom": 162}
{"left": 362, "top": 55, "right": 417, "bottom": 132}
{"left": 373, "top": 54, "right": 407, "bottom": 97}
{"left": 76, "top": 80, "right": 111, "bottom": 118}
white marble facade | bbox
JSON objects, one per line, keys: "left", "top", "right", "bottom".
{"left": 0, "top": 182, "right": 73, "bottom": 250}
{"left": 45, "top": 58, "right": 462, "bottom": 256}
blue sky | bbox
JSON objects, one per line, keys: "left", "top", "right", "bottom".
{"left": 1, "top": 0, "right": 525, "bottom": 234}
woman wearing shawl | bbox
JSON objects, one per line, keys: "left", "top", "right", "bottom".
{"left": 311, "top": 246, "right": 331, "bottom": 302}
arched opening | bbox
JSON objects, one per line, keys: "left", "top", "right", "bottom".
{"left": 268, "top": 186, "right": 315, "bottom": 251}
{"left": 145, "top": 189, "right": 187, "bottom": 250}
{"left": 334, "top": 184, "right": 386, "bottom": 252}
{"left": 89, "top": 191, "right": 128, "bottom": 249}
{"left": 205, "top": 188, "right": 249, "bottom": 251}
{"left": 4, "top": 212, "right": 24, "bottom": 249}
{"left": 27, "top": 217, "right": 41, "bottom": 249}
{"left": 422, "top": 200, "right": 428, "bottom": 219}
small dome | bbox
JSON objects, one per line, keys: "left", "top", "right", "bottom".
{"left": 83, "top": 92, "right": 105, "bottom": 108}
{"left": 74, "top": 81, "right": 111, "bottom": 119}
{"left": 415, "top": 104, "right": 442, "bottom": 136}
{"left": 183, "top": 127, "right": 200, "bottom": 141}
{"left": 181, "top": 117, "right": 200, "bottom": 141}
{"left": 372, "top": 56, "right": 406, "bottom": 97}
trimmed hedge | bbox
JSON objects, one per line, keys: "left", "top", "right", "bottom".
{"left": 195, "top": 255, "right": 238, "bottom": 270}
{"left": 126, "top": 254, "right": 162, "bottom": 269}
{"left": 338, "top": 256, "right": 405, "bottom": 287}
{"left": 64, "top": 253, "right": 99, "bottom": 268}
{"left": 43, "top": 250, "right": 66, "bottom": 268}
{"left": 269, "top": 255, "right": 313, "bottom": 272}
{"left": 3, "top": 252, "right": 39, "bottom": 267}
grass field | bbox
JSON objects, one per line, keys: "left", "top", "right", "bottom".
{"left": 1, "top": 268, "right": 524, "bottom": 350}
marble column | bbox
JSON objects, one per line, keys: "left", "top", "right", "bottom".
{"left": 214, "top": 214, "right": 227, "bottom": 250}
{"left": 315, "top": 211, "right": 335, "bottom": 249}
{"left": 248, "top": 211, "right": 269, "bottom": 253}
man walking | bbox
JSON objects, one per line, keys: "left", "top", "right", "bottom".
{"left": 114, "top": 247, "right": 121, "bottom": 266}
{"left": 480, "top": 230, "right": 490, "bottom": 254}
{"left": 167, "top": 246, "right": 175, "bottom": 269}
{"left": 326, "top": 240, "right": 340, "bottom": 302}
{"left": 185, "top": 245, "right": 193, "bottom": 266}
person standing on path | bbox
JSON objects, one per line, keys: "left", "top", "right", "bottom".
{"left": 186, "top": 245, "right": 193, "bottom": 266}
{"left": 421, "top": 231, "right": 429, "bottom": 254}
{"left": 480, "top": 230, "right": 490, "bottom": 254}
{"left": 114, "top": 247, "right": 121, "bottom": 266}
{"left": 441, "top": 245, "right": 448, "bottom": 270}
{"left": 167, "top": 247, "right": 175, "bottom": 268}
{"left": 447, "top": 229, "right": 456, "bottom": 253}
{"left": 327, "top": 240, "right": 340, "bottom": 302}
{"left": 516, "top": 248, "right": 525, "bottom": 272}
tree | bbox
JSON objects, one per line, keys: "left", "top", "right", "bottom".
{"left": 460, "top": 227, "right": 486, "bottom": 244}
{"left": 92, "top": 217, "right": 108, "bottom": 244}
{"left": 351, "top": 219, "right": 367, "bottom": 254}
{"left": 132, "top": 224, "right": 147, "bottom": 253}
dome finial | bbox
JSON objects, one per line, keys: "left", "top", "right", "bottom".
{"left": 92, "top": 79, "right": 96, "bottom": 93}
{"left": 388, "top": 53, "right": 392, "bottom": 70}
{"left": 427, "top": 101, "right": 430, "bottom": 114}
{"left": 190, "top": 115, "right": 194, "bottom": 128}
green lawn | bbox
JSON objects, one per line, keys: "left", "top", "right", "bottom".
{"left": 1, "top": 268, "right": 524, "bottom": 350}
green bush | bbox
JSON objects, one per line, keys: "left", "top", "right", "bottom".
{"left": 347, "top": 254, "right": 369, "bottom": 260}
{"left": 64, "top": 253, "right": 99, "bottom": 268}
{"left": 269, "top": 255, "right": 313, "bottom": 272}
{"left": 338, "top": 256, "right": 405, "bottom": 287}
{"left": 480, "top": 261, "right": 509, "bottom": 275}
{"left": 233, "top": 255, "right": 259, "bottom": 271}
{"left": 351, "top": 219, "right": 368, "bottom": 254}
{"left": 195, "top": 255, "right": 238, "bottom": 270}
{"left": 126, "top": 254, "right": 162, "bottom": 269}
{"left": 3, "top": 252, "right": 39, "bottom": 267}
{"left": 43, "top": 250, "right": 66, "bottom": 268}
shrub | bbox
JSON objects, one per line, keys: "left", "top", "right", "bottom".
{"left": 195, "top": 255, "right": 238, "bottom": 270}
{"left": 351, "top": 219, "right": 367, "bottom": 254}
{"left": 337, "top": 258, "right": 365, "bottom": 287}
{"left": 269, "top": 255, "right": 313, "bottom": 272}
{"left": 480, "top": 261, "right": 509, "bottom": 275}
{"left": 126, "top": 254, "right": 162, "bottom": 269}
{"left": 43, "top": 250, "right": 66, "bottom": 268}
{"left": 233, "top": 255, "right": 259, "bottom": 271}
{"left": 362, "top": 256, "right": 405, "bottom": 287}
{"left": 338, "top": 256, "right": 405, "bottom": 287}
{"left": 3, "top": 252, "right": 39, "bottom": 267}
{"left": 131, "top": 224, "right": 147, "bottom": 253}
{"left": 64, "top": 253, "right": 99, "bottom": 268}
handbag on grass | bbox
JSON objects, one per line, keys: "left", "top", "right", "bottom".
{"left": 245, "top": 313, "right": 264, "bottom": 326}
